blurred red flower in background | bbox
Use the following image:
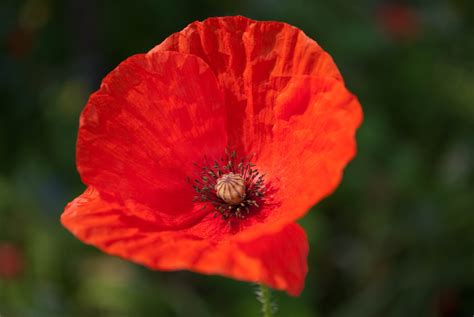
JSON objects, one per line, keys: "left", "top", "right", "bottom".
{"left": 61, "top": 16, "right": 362, "bottom": 296}
{"left": 0, "top": 242, "right": 24, "bottom": 280}
{"left": 376, "top": 3, "right": 420, "bottom": 41}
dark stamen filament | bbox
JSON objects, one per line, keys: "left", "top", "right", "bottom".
{"left": 190, "top": 149, "right": 265, "bottom": 219}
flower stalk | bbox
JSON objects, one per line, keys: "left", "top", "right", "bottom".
{"left": 256, "top": 284, "right": 276, "bottom": 317}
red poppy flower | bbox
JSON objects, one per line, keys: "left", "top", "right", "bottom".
{"left": 376, "top": 3, "right": 419, "bottom": 41}
{"left": 0, "top": 242, "right": 24, "bottom": 279}
{"left": 61, "top": 16, "right": 362, "bottom": 296}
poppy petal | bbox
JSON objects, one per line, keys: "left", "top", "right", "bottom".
{"left": 238, "top": 75, "right": 362, "bottom": 240}
{"left": 62, "top": 187, "right": 309, "bottom": 296}
{"left": 76, "top": 51, "right": 227, "bottom": 227}
{"left": 154, "top": 16, "right": 343, "bottom": 149}
{"left": 154, "top": 16, "right": 362, "bottom": 238}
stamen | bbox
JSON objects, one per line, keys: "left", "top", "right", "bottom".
{"left": 189, "top": 150, "right": 266, "bottom": 219}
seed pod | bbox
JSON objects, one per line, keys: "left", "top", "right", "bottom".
{"left": 215, "top": 172, "right": 246, "bottom": 205}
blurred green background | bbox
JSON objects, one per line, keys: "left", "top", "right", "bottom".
{"left": 1, "top": 0, "right": 473, "bottom": 316}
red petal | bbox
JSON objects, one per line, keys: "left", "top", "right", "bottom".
{"left": 154, "top": 16, "right": 343, "bottom": 148}
{"left": 62, "top": 187, "right": 309, "bottom": 295}
{"left": 76, "top": 51, "right": 227, "bottom": 227}
{"left": 154, "top": 16, "right": 362, "bottom": 239}
{"left": 240, "top": 75, "right": 362, "bottom": 240}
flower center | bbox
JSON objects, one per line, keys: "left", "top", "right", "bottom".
{"left": 190, "top": 150, "right": 265, "bottom": 219}
{"left": 215, "top": 172, "right": 246, "bottom": 205}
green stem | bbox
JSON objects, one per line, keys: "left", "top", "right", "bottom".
{"left": 257, "top": 284, "right": 274, "bottom": 317}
